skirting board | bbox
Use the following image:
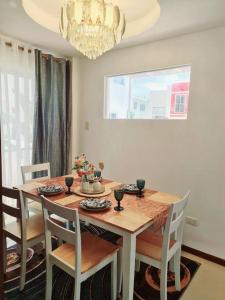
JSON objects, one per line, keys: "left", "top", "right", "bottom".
{"left": 182, "top": 245, "right": 225, "bottom": 267}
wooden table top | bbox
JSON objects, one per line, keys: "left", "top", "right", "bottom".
{"left": 20, "top": 176, "right": 181, "bottom": 234}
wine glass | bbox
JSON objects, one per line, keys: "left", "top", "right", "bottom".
{"left": 94, "top": 170, "right": 101, "bottom": 179}
{"left": 65, "top": 177, "right": 74, "bottom": 194}
{"left": 136, "top": 179, "right": 145, "bottom": 197}
{"left": 114, "top": 189, "right": 124, "bottom": 211}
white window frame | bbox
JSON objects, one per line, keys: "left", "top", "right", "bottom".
{"left": 104, "top": 64, "right": 191, "bottom": 120}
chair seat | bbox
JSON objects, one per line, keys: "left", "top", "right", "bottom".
{"left": 137, "top": 229, "right": 176, "bottom": 261}
{"left": 117, "top": 229, "right": 176, "bottom": 261}
{"left": 51, "top": 232, "right": 119, "bottom": 273}
{"left": 4, "top": 214, "right": 44, "bottom": 241}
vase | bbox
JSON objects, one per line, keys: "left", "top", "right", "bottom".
{"left": 81, "top": 181, "right": 89, "bottom": 193}
{"left": 93, "top": 180, "right": 102, "bottom": 193}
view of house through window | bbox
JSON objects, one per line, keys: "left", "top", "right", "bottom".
{"left": 104, "top": 65, "right": 191, "bottom": 119}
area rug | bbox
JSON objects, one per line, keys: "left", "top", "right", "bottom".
{"left": 4, "top": 225, "right": 200, "bottom": 300}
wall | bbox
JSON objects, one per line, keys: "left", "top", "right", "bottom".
{"left": 70, "top": 57, "right": 80, "bottom": 165}
{"left": 77, "top": 27, "right": 225, "bottom": 259}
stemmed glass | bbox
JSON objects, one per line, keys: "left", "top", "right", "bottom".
{"left": 114, "top": 189, "right": 124, "bottom": 211}
{"left": 136, "top": 179, "right": 145, "bottom": 198}
{"left": 65, "top": 177, "right": 74, "bottom": 194}
{"left": 94, "top": 170, "right": 101, "bottom": 179}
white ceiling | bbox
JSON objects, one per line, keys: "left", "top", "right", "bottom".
{"left": 22, "top": 0, "right": 160, "bottom": 40}
{"left": 0, "top": 0, "right": 225, "bottom": 57}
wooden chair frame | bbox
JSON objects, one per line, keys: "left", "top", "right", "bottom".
{"left": 2, "top": 187, "right": 45, "bottom": 291}
{"left": 41, "top": 196, "right": 118, "bottom": 300}
{"left": 21, "top": 162, "right": 51, "bottom": 183}
{"left": 21, "top": 163, "right": 51, "bottom": 217}
{"left": 21, "top": 163, "right": 68, "bottom": 229}
{"left": 118, "top": 191, "right": 190, "bottom": 300}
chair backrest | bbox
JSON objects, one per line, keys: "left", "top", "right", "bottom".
{"left": 41, "top": 196, "right": 81, "bottom": 276}
{"left": 162, "top": 191, "right": 190, "bottom": 261}
{"left": 21, "top": 163, "right": 51, "bottom": 183}
{"left": 2, "top": 187, "right": 26, "bottom": 243}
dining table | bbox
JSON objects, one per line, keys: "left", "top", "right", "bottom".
{"left": 19, "top": 176, "right": 181, "bottom": 300}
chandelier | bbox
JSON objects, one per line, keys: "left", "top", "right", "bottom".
{"left": 59, "top": 0, "right": 126, "bottom": 60}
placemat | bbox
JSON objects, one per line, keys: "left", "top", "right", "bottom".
{"left": 73, "top": 187, "right": 112, "bottom": 198}
{"left": 54, "top": 195, "right": 82, "bottom": 206}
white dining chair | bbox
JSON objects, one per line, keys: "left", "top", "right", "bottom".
{"left": 2, "top": 187, "right": 45, "bottom": 291}
{"left": 21, "top": 162, "right": 51, "bottom": 215}
{"left": 117, "top": 191, "right": 190, "bottom": 300}
{"left": 21, "top": 162, "right": 67, "bottom": 228}
{"left": 41, "top": 195, "right": 119, "bottom": 300}
{"left": 21, "top": 162, "right": 51, "bottom": 183}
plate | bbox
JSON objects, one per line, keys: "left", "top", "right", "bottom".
{"left": 80, "top": 198, "right": 112, "bottom": 212}
{"left": 37, "top": 185, "right": 64, "bottom": 196}
{"left": 122, "top": 184, "right": 139, "bottom": 194}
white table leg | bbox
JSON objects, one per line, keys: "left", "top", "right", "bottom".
{"left": 122, "top": 232, "right": 136, "bottom": 300}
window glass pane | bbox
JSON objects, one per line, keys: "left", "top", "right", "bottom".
{"left": 104, "top": 66, "right": 191, "bottom": 120}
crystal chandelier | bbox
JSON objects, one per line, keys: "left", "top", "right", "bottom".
{"left": 59, "top": 0, "right": 126, "bottom": 60}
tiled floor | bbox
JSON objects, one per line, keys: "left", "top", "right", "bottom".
{"left": 182, "top": 251, "right": 225, "bottom": 300}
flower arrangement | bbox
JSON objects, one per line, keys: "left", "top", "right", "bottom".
{"left": 73, "top": 154, "right": 95, "bottom": 181}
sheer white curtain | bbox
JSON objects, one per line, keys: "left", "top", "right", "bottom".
{"left": 0, "top": 36, "right": 35, "bottom": 189}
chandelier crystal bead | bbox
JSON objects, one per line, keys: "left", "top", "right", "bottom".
{"left": 59, "top": 0, "right": 126, "bottom": 59}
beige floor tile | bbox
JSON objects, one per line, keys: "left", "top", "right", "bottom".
{"left": 181, "top": 251, "right": 225, "bottom": 300}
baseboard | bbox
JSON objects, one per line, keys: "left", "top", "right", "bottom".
{"left": 182, "top": 244, "right": 225, "bottom": 267}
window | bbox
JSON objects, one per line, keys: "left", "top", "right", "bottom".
{"left": 104, "top": 65, "right": 191, "bottom": 119}
{"left": 175, "top": 94, "right": 185, "bottom": 112}
{"left": 140, "top": 103, "right": 146, "bottom": 112}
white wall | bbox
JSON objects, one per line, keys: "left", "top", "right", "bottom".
{"left": 70, "top": 57, "right": 80, "bottom": 165}
{"left": 76, "top": 27, "right": 225, "bottom": 259}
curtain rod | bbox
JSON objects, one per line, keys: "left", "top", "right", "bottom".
{"left": 4, "top": 42, "right": 68, "bottom": 61}
{"left": 1, "top": 33, "right": 70, "bottom": 60}
{"left": 5, "top": 41, "right": 32, "bottom": 53}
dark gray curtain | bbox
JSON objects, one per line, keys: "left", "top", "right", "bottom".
{"left": 32, "top": 49, "right": 72, "bottom": 177}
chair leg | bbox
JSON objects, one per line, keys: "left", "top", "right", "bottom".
{"left": 160, "top": 261, "right": 168, "bottom": 300}
{"left": 24, "top": 198, "right": 29, "bottom": 219}
{"left": 3, "top": 236, "right": 7, "bottom": 272}
{"left": 45, "top": 259, "right": 53, "bottom": 300}
{"left": 111, "top": 254, "right": 117, "bottom": 300}
{"left": 169, "top": 256, "right": 175, "bottom": 272}
{"left": 19, "top": 245, "right": 27, "bottom": 291}
{"left": 174, "top": 249, "right": 181, "bottom": 291}
{"left": 17, "top": 243, "right": 21, "bottom": 255}
{"left": 74, "top": 277, "right": 81, "bottom": 300}
{"left": 135, "top": 259, "right": 141, "bottom": 272}
{"left": 117, "top": 248, "right": 123, "bottom": 297}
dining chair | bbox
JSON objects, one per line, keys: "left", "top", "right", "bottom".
{"left": 117, "top": 191, "right": 190, "bottom": 300}
{"left": 21, "top": 162, "right": 67, "bottom": 227}
{"left": 21, "top": 162, "right": 51, "bottom": 215}
{"left": 2, "top": 186, "right": 45, "bottom": 291}
{"left": 41, "top": 195, "right": 119, "bottom": 300}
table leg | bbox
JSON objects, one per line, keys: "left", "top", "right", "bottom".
{"left": 122, "top": 233, "right": 136, "bottom": 300}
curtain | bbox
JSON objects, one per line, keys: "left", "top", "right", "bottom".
{"left": 0, "top": 36, "right": 35, "bottom": 187}
{"left": 0, "top": 36, "right": 35, "bottom": 225}
{"left": 32, "top": 50, "right": 71, "bottom": 177}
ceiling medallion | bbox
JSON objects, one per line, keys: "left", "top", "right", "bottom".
{"left": 59, "top": 0, "right": 126, "bottom": 60}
